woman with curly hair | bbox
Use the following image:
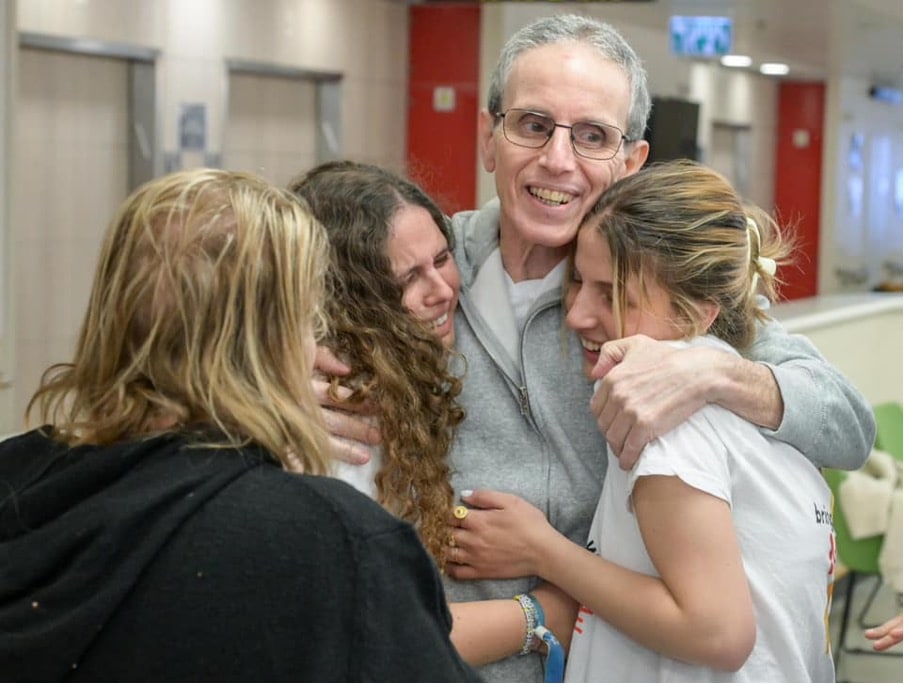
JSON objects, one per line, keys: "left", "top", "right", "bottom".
{"left": 289, "top": 161, "right": 464, "bottom": 569}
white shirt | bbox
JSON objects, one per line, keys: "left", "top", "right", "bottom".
{"left": 470, "top": 247, "right": 566, "bottom": 369}
{"left": 504, "top": 258, "right": 567, "bottom": 332}
{"left": 333, "top": 445, "right": 382, "bottom": 500}
{"left": 565, "top": 336, "right": 836, "bottom": 683}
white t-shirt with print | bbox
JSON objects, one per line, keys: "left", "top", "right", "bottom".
{"left": 565, "top": 336, "right": 836, "bottom": 683}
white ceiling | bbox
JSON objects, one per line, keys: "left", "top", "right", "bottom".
{"left": 414, "top": 0, "right": 903, "bottom": 89}
{"left": 594, "top": 0, "right": 903, "bottom": 87}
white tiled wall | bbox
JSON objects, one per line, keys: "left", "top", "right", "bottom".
{"left": 17, "top": 0, "right": 164, "bottom": 47}
{"left": 10, "top": 0, "right": 411, "bottom": 429}
{"left": 16, "top": 0, "right": 410, "bottom": 179}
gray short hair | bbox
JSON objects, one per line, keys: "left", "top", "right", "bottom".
{"left": 487, "top": 14, "right": 651, "bottom": 142}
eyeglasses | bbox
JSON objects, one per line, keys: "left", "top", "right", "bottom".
{"left": 495, "top": 109, "right": 632, "bottom": 161}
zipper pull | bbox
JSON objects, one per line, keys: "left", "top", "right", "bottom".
{"left": 518, "top": 386, "right": 530, "bottom": 417}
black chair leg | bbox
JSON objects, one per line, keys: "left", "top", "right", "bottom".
{"left": 858, "top": 575, "right": 885, "bottom": 629}
{"left": 835, "top": 572, "right": 857, "bottom": 666}
{"left": 834, "top": 571, "right": 901, "bottom": 675}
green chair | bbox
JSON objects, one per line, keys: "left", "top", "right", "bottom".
{"left": 826, "top": 401, "right": 903, "bottom": 667}
{"left": 873, "top": 401, "right": 903, "bottom": 461}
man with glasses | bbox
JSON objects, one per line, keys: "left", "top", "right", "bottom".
{"left": 441, "top": 13, "right": 873, "bottom": 682}
{"left": 494, "top": 109, "right": 633, "bottom": 162}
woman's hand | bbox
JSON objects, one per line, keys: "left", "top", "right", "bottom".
{"left": 313, "top": 346, "right": 381, "bottom": 465}
{"left": 446, "top": 489, "right": 555, "bottom": 580}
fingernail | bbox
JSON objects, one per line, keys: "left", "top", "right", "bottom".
{"left": 460, "top": 489, "right": 473, "bottom": 498}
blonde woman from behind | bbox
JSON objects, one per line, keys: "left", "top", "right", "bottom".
{"left": 0, "top": 168, "right": 478, "bottom": 682}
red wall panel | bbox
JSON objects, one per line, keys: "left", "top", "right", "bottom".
{"left": 407, "top": 3, "right": 480, "bottom": 215}
{"left": 774, "top": 81, "right": 826, "bottom": 300}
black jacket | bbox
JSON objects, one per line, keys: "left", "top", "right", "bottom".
{"left": 0, "top": 429, "right": 480, "bottom": 682}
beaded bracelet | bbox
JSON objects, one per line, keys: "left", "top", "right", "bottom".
{"left": 525, "top": 593, "right": 546, "bottom": 629}
{"left": 513, "top": 594, "right": 537, "bottom": 655}
{"left": 513, "top": 593, "right": 565, "bottom": 682}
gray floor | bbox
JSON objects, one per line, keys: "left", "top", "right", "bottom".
{"left": 830, "top": 573, "right": 903, "bottom": 683}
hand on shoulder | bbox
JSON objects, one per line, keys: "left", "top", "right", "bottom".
{"left": 313, "top": 345, "right": 382, "bottom": 465}
{"left": 591, "top": 335, "right": 711, "bottom": 470}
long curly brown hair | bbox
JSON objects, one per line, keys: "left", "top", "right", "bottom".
{"left": 289, "top": 161, "right": 464, "bottom": 568}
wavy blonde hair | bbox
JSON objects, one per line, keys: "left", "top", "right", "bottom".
{"left": 580, "top": 159, "right": 797, "bottom": 349}
{"left": 27, "top": 168, "right": 332, "bottom": 474}
{"left": 289, "top": 161, "right": 464, "bottom": 567}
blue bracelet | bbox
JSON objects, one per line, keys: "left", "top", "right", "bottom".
{"left": 526, "top": 594, "right": 564, "bottom": 683}
{"left": 533, "top": 624, "right": 565, "bottom": 683}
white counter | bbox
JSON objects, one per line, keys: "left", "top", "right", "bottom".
{"left": 771, "top": 293, "right": 903, "bottom": 333}
{"left": 770, "top": 293, "right": 902, "bottom": 405}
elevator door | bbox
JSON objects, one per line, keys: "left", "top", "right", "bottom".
{"left": 223, "top": 71, "right": 319, "bottom": 187}
{"left": 12, "top": 47, "right": 130, "bottom": 428}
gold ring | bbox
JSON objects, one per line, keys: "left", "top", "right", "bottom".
{"left": 449, "top": 533, "right": 456, "bottom": 548}
{"left": 453, "top": 505, "right": 469, "bottom": 520}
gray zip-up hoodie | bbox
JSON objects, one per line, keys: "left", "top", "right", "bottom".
{"left": 444, "top": 198, "right": 874, "bottom": 683}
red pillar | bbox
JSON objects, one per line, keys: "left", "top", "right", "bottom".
{"left": 407, "top": 3, "right": 480, "bottom": 215}
{"left": 774, "top": 81, "right": 826, "bottom": 300}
